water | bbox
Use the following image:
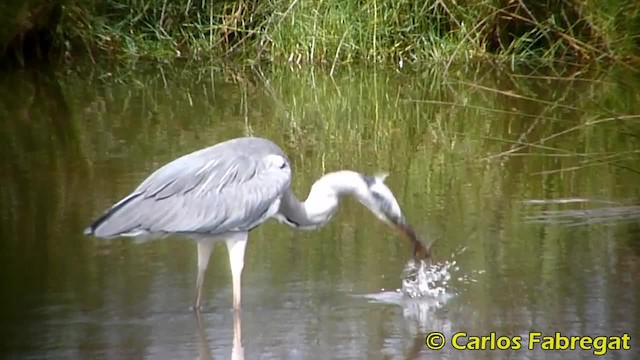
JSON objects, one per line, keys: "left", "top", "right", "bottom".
{"left": 1, "top": 63, "right": 639, "bottom": 359}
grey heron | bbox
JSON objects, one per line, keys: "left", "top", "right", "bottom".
{"left": 85, "top": 136, "right": 428, "bottom": 311}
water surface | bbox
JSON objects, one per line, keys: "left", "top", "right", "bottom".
{"left": 1, "top": 63, "right": 639, "bottom": 359}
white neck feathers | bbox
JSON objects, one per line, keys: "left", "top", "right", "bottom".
{"left": 301, "top": 171, "right": 367, "bottom": 227}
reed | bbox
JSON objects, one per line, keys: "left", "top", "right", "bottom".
{"left": 56, "top": 0, "right": 640, "bottom": 65}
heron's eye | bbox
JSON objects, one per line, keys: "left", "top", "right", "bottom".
{"left": 371, "top": 191, "right": 386, "bottom": 207}
{"left": 371, "top": 191, "right": 395, "bottom": 216}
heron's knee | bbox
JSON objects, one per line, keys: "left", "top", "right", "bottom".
{"left": 197, "top": 241, "right": 215, "bottom": 270}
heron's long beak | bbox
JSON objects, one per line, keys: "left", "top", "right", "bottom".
{"left": 383, "top": 213, "right": 431, "bottom": 260}
{"left": 394, "top": 221, "right": 432, "bottom": 260}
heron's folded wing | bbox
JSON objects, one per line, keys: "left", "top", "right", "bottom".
{"left": 87, "top": 147, "right": 291, "bottom": 237}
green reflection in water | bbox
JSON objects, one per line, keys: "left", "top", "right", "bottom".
{"left": 0, "top": 63, "right": 639, "bottom": 358}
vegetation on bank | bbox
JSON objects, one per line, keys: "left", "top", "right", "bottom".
{"left": 2, "top": 0, "right": 640, "bottom": 66}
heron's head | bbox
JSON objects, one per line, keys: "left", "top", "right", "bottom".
{"left": 359, "top": 173, "right": 432, "bottom": 259}
{"left": 359, "top": 173, "right": 406, "bottom": 226}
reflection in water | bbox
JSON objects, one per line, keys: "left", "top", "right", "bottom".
{"left": 194, "top": 310, "right": 245, "bottom": 360}
{"left": 361, "top": 291, "right": 449, "bottom": 325}
{"left": 1, "top": 64, "right": 639, "bottom": 359}
{"left": 525, "top": 203, "right": 640, "bottom": 226}
{"left": 232, "top": 311, "right": 244, "bottom": 360}
{"left": 194, "top": 311, "right": 213, "bottom": 360}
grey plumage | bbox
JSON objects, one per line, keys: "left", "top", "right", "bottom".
{"left": 85, "top": 137, "right": 291, "bottom": 238}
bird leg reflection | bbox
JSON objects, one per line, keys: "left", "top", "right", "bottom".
{"left": 193, "top": 308, "right": 244, "bottom": 360}
{"left": 232, "top": 309, "right": 244, "bottom": 360}
{"left": 194, "top": 311, "right": 213, "bottom": 360}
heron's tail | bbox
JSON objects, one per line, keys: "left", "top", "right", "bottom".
{"left": 84, "top": 193, "right": 143, "bottom": 237}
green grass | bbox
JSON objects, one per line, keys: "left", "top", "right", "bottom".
{"left": 57, "top": 0, "right": 640, "bottom": 65}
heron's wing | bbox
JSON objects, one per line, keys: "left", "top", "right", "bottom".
{"left": 87, "top": 144, "right": 292, "bottom": 237}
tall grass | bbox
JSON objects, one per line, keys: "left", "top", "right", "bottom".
{"left": 59, "top": 0, "right": 640, "bottom": 65}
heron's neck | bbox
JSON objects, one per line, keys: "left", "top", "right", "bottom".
{"left": 277, "top": 170, "right": 367, "bottom": 229}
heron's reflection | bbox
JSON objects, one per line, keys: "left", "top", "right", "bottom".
{"left": 194, "top": 310, "right": 244, "bottom": 360}
{"left": 363, "top": 291, "right": 452, "bottom": 359}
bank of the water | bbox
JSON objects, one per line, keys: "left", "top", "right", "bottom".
{"left": 2, "top": 0, "right": 640, "bottom": 67}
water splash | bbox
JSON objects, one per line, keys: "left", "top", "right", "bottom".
{"left": 400, "top": 246, "right": 484, "bottom": 299}
{"left": 401, "top": 259, "right": 454, "bottom": 298}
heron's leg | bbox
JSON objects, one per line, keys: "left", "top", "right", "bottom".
{"left": 225, "top": 232, "right": 248, "bottom": 311}
{"left": 195, "top": 240, "right": 215, "bottom": 310}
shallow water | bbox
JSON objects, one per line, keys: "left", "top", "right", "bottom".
{"left": 1, "top": 63, "right": 639, "bottom": 359}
